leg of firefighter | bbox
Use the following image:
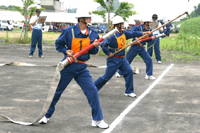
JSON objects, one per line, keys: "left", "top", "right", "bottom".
{"left": 118, "top": 45, "right": 138, "bottom": 75}
{"left": 139, "top": 49, "right": 153, "bottom": 76}
{"left": 154, "top": 38, "right": 161, "bottom": 62}
{"left": 45, "top": 67, "right": 74, "bottom": 118}
{"left": 118, "top": 58, "right": 134, "bottom": 94}
{"left": 75, "top": 68, "right": 103, "bottom": 121}
{"left": 94, "top": 58, "right": 121, "bottom": 91}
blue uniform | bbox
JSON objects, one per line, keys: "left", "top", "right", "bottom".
{"left": 45, "top": 24, "right": 104, "bottom": 121}
{"left": 94, "top": 30, "right": 143, "bottom": 93}
{"left": 29, "top": 15, "right": 43, "bottom": 57}
{"left": 118, "top": 24, "right": 154, "bottom": 76}
{"left": 165, "top": 22, "right": 172, "bottom": 36}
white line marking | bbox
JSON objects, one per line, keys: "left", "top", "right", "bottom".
{"left": 103, "top": 64, "right": 174, "bottom": 133}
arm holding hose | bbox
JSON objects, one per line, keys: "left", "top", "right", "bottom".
{"left": 57, "top": 28, "right": 119, "bottom": 71}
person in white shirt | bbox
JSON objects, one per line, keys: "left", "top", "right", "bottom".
{"left": 147, "top": 14, "right": 163, "bottom": 64}
{"left": 29, "top": 9, "right": 45, "bottom": 58}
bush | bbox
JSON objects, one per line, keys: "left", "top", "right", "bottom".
{"left": 176, "top": 17, "right": 200, "bottom": 55}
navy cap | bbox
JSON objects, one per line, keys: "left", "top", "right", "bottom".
{"left": 152, "top": 14, "right": 158, "bottom": 20}
{"left": 36, "top": 9, "right": 41, "bottom": 13}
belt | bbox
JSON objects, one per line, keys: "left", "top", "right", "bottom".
{"left": 33, "top": 29, "right": 42, "bottom": 30}
{"left": 115, "top": 56, "right": 124, "bottom": 58}
{"left": 135, "top": 43, "right": 144, "bottom": 47}
{"left": 76, "top": 60, "right": 86, "bottom": 63}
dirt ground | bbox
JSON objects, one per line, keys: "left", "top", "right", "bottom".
{"left": 0, "top": 42, "right": 200, "bottom": 133}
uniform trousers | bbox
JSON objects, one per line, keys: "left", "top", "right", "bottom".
{"left": 29, "top": 29, "right": 43, "bottom": 56}
{"left": 45, "top": 63, "right": 103, "bottom": 121}
{"left": 95, "top": 57, "right": 134, "bottom": 94}
{"left": 118, "top": 45, "right": 153, "bottom": 76}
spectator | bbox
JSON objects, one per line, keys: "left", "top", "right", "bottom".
{"left": 29, "top": 9, "right": 45, "bottom": 58}
{"left": 147, "top": 14, "right": 163, "bottom": 64}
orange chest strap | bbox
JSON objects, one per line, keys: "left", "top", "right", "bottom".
{"left": 71, "top": 28, "right": 91, "bottom": 54}
{"left": 115, "top": 34, "right": 126, "bottom": 49}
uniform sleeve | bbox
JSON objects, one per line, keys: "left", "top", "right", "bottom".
{"left": 129, "top": 26, "right": 138, "bottom": 32}
{"left": 101, "top": 36, "right": 113, "bottom": 56}
{"left": 29, "top": 16, "right": 35, "bottom": 25}
{"left": 146, "top": 29, "right": 153, "bottom": 43}
{"left": 88, "top": 33, "right": 100, "bottom": 54}
{"left": 55, "top": 29, "right": 69, "bottom": 55}
{"left": 124, "top": 30, "right": 143, "bottom": 40}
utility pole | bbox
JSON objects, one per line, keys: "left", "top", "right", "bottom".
{"left": 108, "top": 0, "right": 110, "bottom": 30}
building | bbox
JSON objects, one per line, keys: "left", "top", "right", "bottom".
{"left": 40, "top": 0, "right": 61, "bottom": 12}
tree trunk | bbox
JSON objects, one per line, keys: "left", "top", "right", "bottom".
{"left": 108, "top": 0, "right": 110, "bottom": 30}
{"left": 24, "top": 0, "right": 28, "bottom": 38}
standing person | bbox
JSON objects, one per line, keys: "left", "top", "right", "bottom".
{"left": 94, "top": 16, "right": 148, "bottom": 97}
{"left": 165, "top": 20, "right": 172, "bottom": 37}
{"left": 38, "top": 11, "right": 109, "bottom": 129}
{"left": 29, "top": 9, "right": 45, "bottom": 58}
{"left": 147, "top": 14, "right": 163, "bottom": 64}
{"left": 116, "top": 19, "right": 156, "bottom": 80}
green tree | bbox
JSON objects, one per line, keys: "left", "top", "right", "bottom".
{"left": 189, "top": 3, "right": 200, "bottom": 18}
{"left": 67, "top": 8, "right": 77, "bottom": 13}
{"left": 115, "top": 2, "right": 136, "bottom": 21}
{"left": 14, "top": 0, "right": 44, "bottom": 39}
{"left": 14, "top": 0, "right": 35, "bottom": 38}
{"left": 0, "top": 5, "right": 7, "bottom": 10}
{"left": 92, "top": 0, "right": 114, "bottom": 22}
{"left": 92, "top": 0, "right": 136, "bottom": 28}
{"left": 7, "top": 5, "right": 15, "bottom": 10}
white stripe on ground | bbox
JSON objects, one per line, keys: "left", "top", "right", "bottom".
{"left": 102, "top": 64, "right": 174, "bottom": 133}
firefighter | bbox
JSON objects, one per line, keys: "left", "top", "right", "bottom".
{"left": 116, "top": 19, "right": 156, "bottom": 80}
{"left": 38, "top": 11, "right": 109, "bottom": 129}
{"left": 147, "top": 14, "right": 163, "bottom": 64}
{"left": 94, "top": 16, "right": 148, "bottom": 98}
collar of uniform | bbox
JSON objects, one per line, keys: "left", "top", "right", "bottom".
{"left": 116, "top": 31, "right": 123, "bottom": 36}
{"left": 74, "top": 24, "right": 90, "bottom": 36}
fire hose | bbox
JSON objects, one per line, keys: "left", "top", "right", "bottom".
{"left": 0, "top": 28, "right": 118, "bottom": 126}
{"left": 135, "top": 33, "right": 165, "bottom": 46}
{"left": 112, "top": 11, "right": 190, "bottom": 56}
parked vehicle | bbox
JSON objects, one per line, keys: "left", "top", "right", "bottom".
{"left": 176, "top": 24, "right": 181, "bottom": 33}
{"left": 18, "top": 23, "right": 23, "bottom": 29}
{"left": 0, "top": 20, "right": 14, "bottom": 31}
{"left": 170, "top": 24, "right": 176, "bottom": 33}
{"left": 13, "top": 22, "right": 19, "bottom": 27}
{"left": 43, "top": 22, "right": 51, "bottom": 32}
{"left": 99, "top": 23, "right": 108, "bottom": 33}
{"left": 90, "top": 24, "right": 99, "bottom": 32}
{"left": 90, "top": 23, "right": 108, "bottom": 33}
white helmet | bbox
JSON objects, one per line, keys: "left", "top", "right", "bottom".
{"left": 112, "top": 16, "right": 124, "bottom": 25}
{"left": 129, "top": 19, "right": 136, "bottom": 25}
{"left": 143, "top": 19, "right": 152, "bottom": 23}
{"left": 75, "top": 9, "right": 92, "bottom": 19}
